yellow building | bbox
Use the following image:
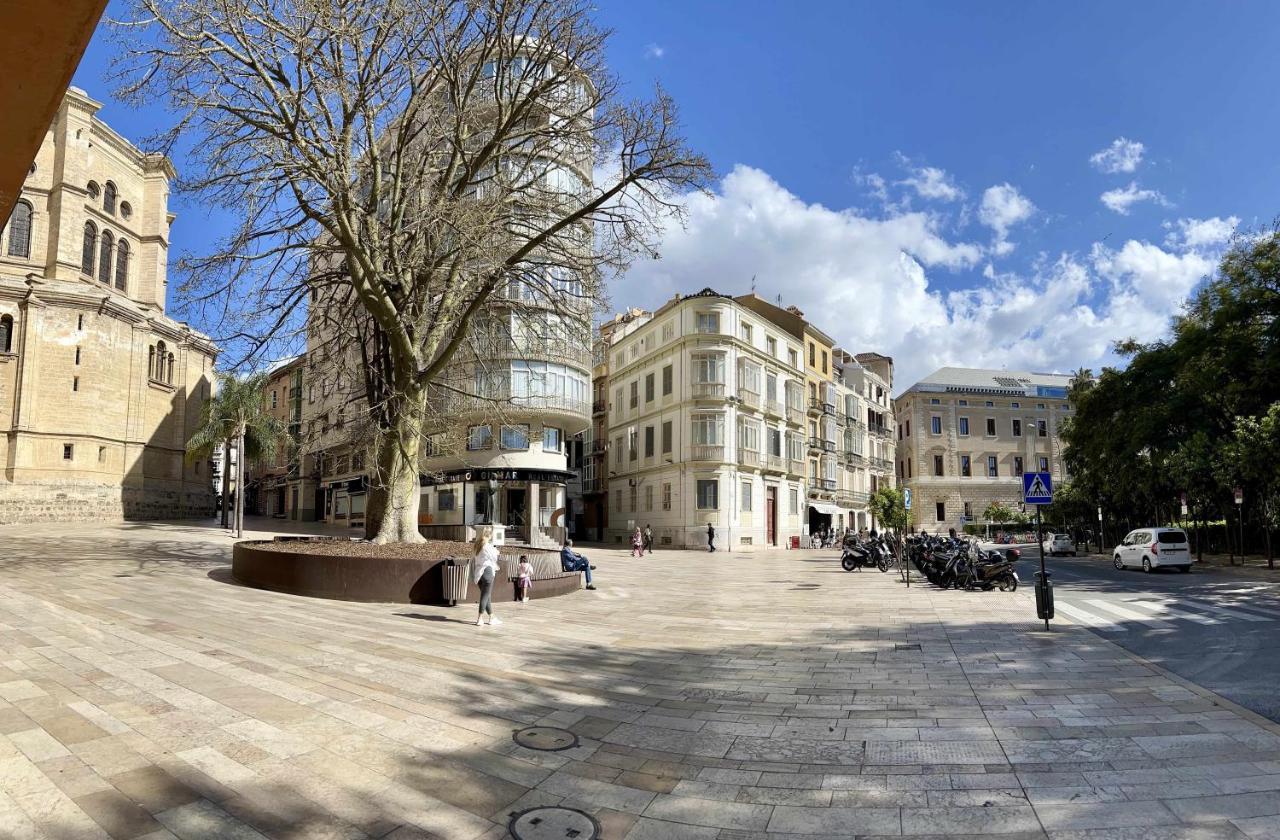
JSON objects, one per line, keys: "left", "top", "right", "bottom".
{"left": 0, "top": 89, "right": 217, "bottom": 523}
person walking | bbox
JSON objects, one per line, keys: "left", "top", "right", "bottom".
{"left": 643, "top": 524, "right": 654, "bottom": 555}
{"left": 472, "top": 526, "right": 502, "bottom": 627}
{"left": 707, "top": 522, "right": 716, "bottom": 552}
{"left": 630, "top": 526, "right": 644, "bottom": 558}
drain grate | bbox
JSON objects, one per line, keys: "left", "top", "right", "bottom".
{"left": 512, "top": 726, "right": 580, "bottom": 752}
{"left": 509, "top": 806, "right": 599, "bottom": 840}
{"left": 895, "top": 643, "right": 922, "bottom": 651}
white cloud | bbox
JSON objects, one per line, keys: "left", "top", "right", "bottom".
{"left": 644, "top": 43, "right": 665, "bottom": 59}
{"left": 1090, "top": 137, "right": 1146, "bottom": 173}
{"left": 1100, "top": 181, "right": 1168, "bottom": 215}
{"left": 1164, "top": 215, "right": 1240, "bottom": 249}
{"left": 978, "top": 183, "right": 1035, "bottom": 254}
{"left": 610, "top": 164, "right": 1223, "bottom": 388}
{"left": 896, "top": 157, "right": 964, "bottom": 202}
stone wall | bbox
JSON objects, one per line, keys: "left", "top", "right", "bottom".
{"left": 0, "top": 480, "right": 214, "bottom": 525}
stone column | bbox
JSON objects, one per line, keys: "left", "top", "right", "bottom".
{"left": 526, "top": 480, "right": 540, "bottom": 538}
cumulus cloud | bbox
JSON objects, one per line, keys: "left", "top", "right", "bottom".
{"left": 644, "top": 43, "right": 665, "bottom": 59}
{"left": 896, "top": 156, "right": 964, "bottom": 202}
{"left": 610, "top": 164, "right": 1223, "bottom": 388}
{"left": 1100, "top": 181, "right": 1169, "bottom": 215}
{"left": 1164, "top": 216, "right": 1240, "bottom": 249}
{"left": 978, "top": 183, "right": 1035, "bottom": 254}
{"left": 1090, "top": 137, "right": 1146, "bottom": 173}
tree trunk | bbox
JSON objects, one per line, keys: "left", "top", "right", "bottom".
{"left": 220, "top": 439, "right": 231, "bottom": 529}
{"left": 366, "top": 391, "right": 427, "bottom": 544}
{"left": 235, "top": 427, "right": 246, "bottom": 540}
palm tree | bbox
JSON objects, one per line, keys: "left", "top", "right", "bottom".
{"left": 187, "top": 371, "right": 287, "bottom": 538}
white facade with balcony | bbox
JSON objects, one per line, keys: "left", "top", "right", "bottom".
{"left": 602, "top": 289, "right": 809, "bottom": 550}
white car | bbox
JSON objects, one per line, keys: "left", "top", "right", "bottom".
{"left": 1043, "top": 533, "right": 1076, "bottom": 556}
{"left": 1113, "top": 528, "right": 1193, "bottom": 573}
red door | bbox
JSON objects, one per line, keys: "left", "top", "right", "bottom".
{"left": 766, "top": 487, "right": 777, "bottom": 546}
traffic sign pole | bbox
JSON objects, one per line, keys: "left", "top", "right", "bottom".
{"left": 1036, "top": 504, "right": 1048, "bottom": 631}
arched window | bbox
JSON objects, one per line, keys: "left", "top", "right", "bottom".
{"left": 167, "top": 353, "right": 175, "bottom": 384}
{"left": 98, "top": 230, "right": 114, "bottom": 284}
{"left": 6, "top": 200, "right": 32, "bottom": 258}
{"left": 0, "top": 315, "right": 13, "bottom": 354}
{"left": 120, "top": 201, "right": 132, "bottom": 220}
{"left": 154, "top": 341, "right": 167, "bottom": 380}
{"left": 103, "top": 182, "right": 117, "bottom": 215}
{"left": 87, "top": 181, "right": 100, "bottom": 200}
{"left": 81, "top": 222, "right": 97, "bottom": 275}
{"left": 115, "top": 239, "right": 129, "bottom": 291}
{"left": 148, "top": 345, "right": 155, "bottom": 377}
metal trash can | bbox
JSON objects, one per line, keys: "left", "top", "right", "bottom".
{"left": 442, "top": 557, "right": 470, "bottom": 607}
{"left": 1034, "top": 571, "right": 1054, "bottom": 621}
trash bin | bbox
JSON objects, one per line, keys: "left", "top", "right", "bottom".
{"left": 442, "top": 557, "right": 469, "bottom": 607}
{"left": 1034, "top": 571, "right": 1054, "bottom": 620}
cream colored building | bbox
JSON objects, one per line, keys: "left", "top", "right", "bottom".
{"left": 0, "top": 88, "right": 218, "bottom": 523}
{"left": 604, "top": 289, "right": 813, "bottom": 550}
{"left": 895, "top": 367, "right": 1073, "bottom": 531}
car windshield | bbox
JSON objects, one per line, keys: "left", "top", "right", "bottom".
{"left": 1157, "top": 531, "right": 1187, "bottom": 544}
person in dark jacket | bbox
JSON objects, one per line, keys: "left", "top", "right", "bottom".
{"left": 707, "top": 522, "right": 716, "bottom": 552}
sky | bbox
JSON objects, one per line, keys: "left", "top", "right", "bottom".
{"left": 72, "top": 1, "right": 1280, "bottom": 391}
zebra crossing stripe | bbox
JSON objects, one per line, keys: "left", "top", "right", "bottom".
{"left": 1056, "top": 601, "right": 1125, "bottom": 629}
{"left": 1152, "top": 599, "right": 1270, "bottom": 623}
{"left": 1085, "top": 599, "right": 1174, "bottom": 625}
{"left": 1129, "top": 600, "right": 1221, "bottom": 625}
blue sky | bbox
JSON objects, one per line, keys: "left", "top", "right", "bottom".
{"left": 73, "top": 1, "right": 1280, "bottom": 388}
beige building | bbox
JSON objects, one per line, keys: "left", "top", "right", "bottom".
{"left": 603, "top": 289, "right": 809, "bottom": 549}
{"left": 0, "top": 88, "right": 218, "bottom": 523}
{"left": 248, "top": 355, "right": 310, "bottom": 520}
{"left": 895, "top": 367, "right": 1073, "bottom": 531}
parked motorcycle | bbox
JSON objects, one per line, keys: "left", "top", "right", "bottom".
{"left": 840, "top": 532, "right": 891, "bottom": 572}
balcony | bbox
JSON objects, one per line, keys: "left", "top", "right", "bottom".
{"left": 691, "top": 444, "right": 725, "bottom": 462}
{"left": 869, "top": 424, "right": 892, "bottom": 440}
{"left": 837, "top": 489, "right": 870, "bottom": 508}
{"left": 737, "top": 449, "right": 760, "bottom": 469}
{"left": 870, "top": 456, "right": 893, "bottom": 473}
{"left": 807, "top": 398, "right": 823, "bottom": 416}
{"left": 590, "top": 439, "right": 606, "bottom": 454}
{"left": 821, "top": 478, "right": 837, "bottom": 491}
{"left": 581, "top": 477, "right": 603, "bottom": 494}
{"left": 846, "top": 416, "right": 865, "bottom": 432}
{"left": 691, "top": 382, "right": 725, "bottom": 400}
{"left": 787, "top": 458, "right": 805, "bottom": 477}
{"left": 737, "top": 387, "right": 760, "bottom": 410}
{"left": 843, "top": 451, "right": 867, "bottom": 467}
{"left": 786, "top": 405, "right": 805, "bottom": 426}
{"left": 764, "top": 399, "right": 784, "bottom": 418}
{"left": 592, "top": 399, "right": 606, "bottom": 415}
{"left": 807, "top": 437, "right": 822, "bottom": 452}
{"left": 764, "top": 453, "right": 786, "bottom": 473}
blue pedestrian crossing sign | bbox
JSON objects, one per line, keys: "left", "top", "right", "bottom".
{"left": 903, "top": 488, "right": 912, "bottom": 510}
{"left": 1023, "top": 472, "right": 1053, "bottom": 505}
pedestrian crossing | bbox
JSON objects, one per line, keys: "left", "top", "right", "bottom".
{"left": 1056, "top": 595, "right": 1280, "bottom": 631}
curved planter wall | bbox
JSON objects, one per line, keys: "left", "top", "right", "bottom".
{"left": 230, "top": 540, "right": 572, "bottom": 605}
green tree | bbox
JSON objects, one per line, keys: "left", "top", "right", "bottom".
{"left": 187, "top": 372, "right": 287, "bottom": 539}
{"left": 983, "top": 501, "right": 1014, "bottom": 527}
{"left": 1221, "top": 403, "right": 1280, "bottom": 566}
{"left": 869, "top": 486, "right": 909, "bottom": 534}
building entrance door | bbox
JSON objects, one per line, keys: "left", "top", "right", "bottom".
{"left": 505, "top": 488, "right": 527, "bottom": 526}
{"left": 766, "top": 486, "right": 777, "bottom": 546}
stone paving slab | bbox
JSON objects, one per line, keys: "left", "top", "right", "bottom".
{"left": 2, "top": 521, "right": 1280, "bottom": 838}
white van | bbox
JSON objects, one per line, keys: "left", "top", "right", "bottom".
{"left": 1113, "top": 528, "right": 1193, "bottom": 573}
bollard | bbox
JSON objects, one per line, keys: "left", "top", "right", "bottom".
{"left": 1034, "top": 571, "right": 1054, "bottom": 624}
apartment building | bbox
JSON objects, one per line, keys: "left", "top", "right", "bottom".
{"left": 247, "top": 355, "right": 310, "bottom": 520}
{"left": 603, "top": 289, "right": 809, "bottom": 549}
{"left": 895, "top": 367, "right": 1073, "bottom": 530}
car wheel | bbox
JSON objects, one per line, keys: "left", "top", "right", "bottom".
{"left": 1113, "top": 554, "right": 1123, "bottom": 569}
{"left": 1142, "top": 557, "right": 1151, "bottom": 573}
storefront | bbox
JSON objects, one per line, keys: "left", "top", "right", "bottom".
{"left": 419, "top": 467, "right": 575, "bottom": 547}
{"left": 322, "top": 476, "right": 367, "bottom": 530}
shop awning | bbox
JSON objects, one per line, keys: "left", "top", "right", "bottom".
{"left": 809, "top": 502, "right": 839, "bottom": 516}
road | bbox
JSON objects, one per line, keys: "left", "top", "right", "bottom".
{"left": 1032, "top": 551, "right": 1280, "bottom": 723}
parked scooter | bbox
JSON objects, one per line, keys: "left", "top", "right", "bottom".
{"left": 841, "top": 531, "right": 891, "bottom": 572}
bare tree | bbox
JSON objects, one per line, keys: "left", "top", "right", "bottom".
{"left": 116, "top": 0, "right": 712, "bottom": 542}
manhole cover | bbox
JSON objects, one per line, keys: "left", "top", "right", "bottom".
{"left": 509, "top": 806, "right": 599, "bottom": 840}
{"left": 895, "top": 643, "right": 922, "bottom": 651}
{"left": 513, "top": 726, "right": 579, "bottom": 752}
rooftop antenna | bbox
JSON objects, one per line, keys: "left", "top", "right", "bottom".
{"left": 750, "top": 274, "right": 756, "bottom": 293}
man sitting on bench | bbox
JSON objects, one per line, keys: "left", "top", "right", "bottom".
{"left": 560, "top": 540, "right": 597, "bottom": 590}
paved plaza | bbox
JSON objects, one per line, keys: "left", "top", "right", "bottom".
{"left": 4, "top": 523, "right": 1280, "bottom": 839}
